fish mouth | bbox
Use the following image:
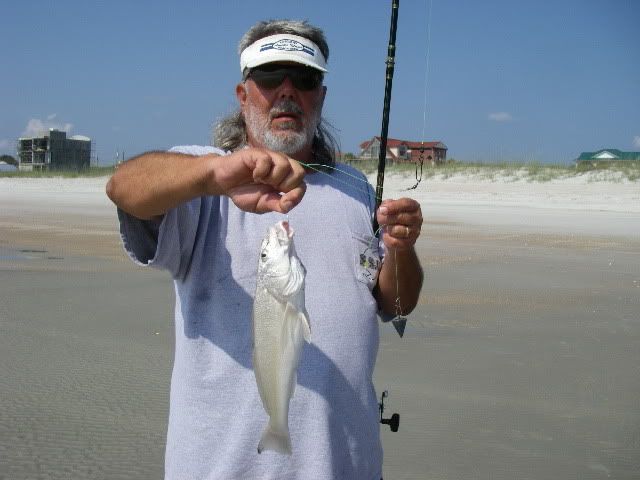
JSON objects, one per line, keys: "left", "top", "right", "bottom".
{"left": 275, "top": 220, "right": 294, "bottom": 241}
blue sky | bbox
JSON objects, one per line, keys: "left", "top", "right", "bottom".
{"left": 2, "top": 0, "right": 638, "bottom": 165}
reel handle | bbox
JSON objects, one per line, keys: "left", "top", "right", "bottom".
{"left": 381, "top": 413, "right": 400, "bottom": 432}
{"left": 379, "top": 390, "right": 400, "bottom": 432}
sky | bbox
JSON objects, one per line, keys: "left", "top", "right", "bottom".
{"left": 2, "top": 0, "right": 639, "bottom": 165}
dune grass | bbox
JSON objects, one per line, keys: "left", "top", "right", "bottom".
{"left": 0, "top": 166, "right": 116, "bottom": 178}
{"left": 2, "top": 160, "right": 638, "bottom": 182}
{"left": 345, "top": 158, "right": 640, "bottom": 182}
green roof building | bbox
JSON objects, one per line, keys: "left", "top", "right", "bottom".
{"left": 576, "top": 149, "right": 640, "bottom": 164}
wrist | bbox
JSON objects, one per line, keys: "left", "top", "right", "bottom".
{"left": 201, "top": 153, "right": 223, "bottom": 196}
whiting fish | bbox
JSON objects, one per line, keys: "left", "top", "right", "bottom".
{"left": 252, "top": 220, "right": 311, "bottom": 455}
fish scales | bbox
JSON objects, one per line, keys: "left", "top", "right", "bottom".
{"left": 252, "top": 220, "right": 311, "bottom": 455}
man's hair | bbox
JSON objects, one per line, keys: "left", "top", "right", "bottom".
{"left": 213, "top": 19, "right": 338, "bottom": 166}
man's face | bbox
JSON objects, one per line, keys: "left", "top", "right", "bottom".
{"left": 236, "top": 63, "right": 326, "bottom": 157}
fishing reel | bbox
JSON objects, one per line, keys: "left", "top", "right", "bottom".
{"left": 378, "top": 390, "right": 400, "bottom": 432}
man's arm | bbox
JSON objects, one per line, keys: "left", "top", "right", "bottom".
{"left": 106, "top": 148, "right": 307, "bottom": 220}
{"left": 374, "top": 198, "right": 424, "bottom": 316}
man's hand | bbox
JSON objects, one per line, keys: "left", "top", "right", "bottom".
{"left": 211, "top": 148, "right": 306, "bottom": 214}
{"left": 374, "top": 198, "right": 424, "bottom": 315}
{"left": 376, "top": 198, "right": 423, "bottom": 250}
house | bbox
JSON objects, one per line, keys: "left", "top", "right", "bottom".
{"left": 17, "top": 129, "right": 91, "bottom": 171}
{"left": 359, "top": 136, "right": 447, "bottom": 164}
{"left": 576, "top": 149, "right": 640, "bottom": 166}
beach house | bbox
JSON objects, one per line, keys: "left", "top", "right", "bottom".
{"left": 359, "top": 136, "right": 447, "bottom": 165}
{"left": 575, "top": 149, "right": 640, "bottom": 166}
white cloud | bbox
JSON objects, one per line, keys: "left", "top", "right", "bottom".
{"left": 47, "top": 113, "right": 57, "bottom": 120}
{"left": 633, "top": 135, "right": 640, "bottom": 148}
{"left": 22, "top": 117, "right": 73, "bottom": 137}
{"left": 488, "top": 112, "right": 513, "bottom": 122}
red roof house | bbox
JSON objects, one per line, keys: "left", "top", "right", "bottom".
{"left": 359, "top": 136, "right": 447, "bottom": 164}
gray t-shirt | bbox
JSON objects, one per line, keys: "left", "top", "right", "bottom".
{"left": 118, "top": 145, "right": 384, "bottom": 479}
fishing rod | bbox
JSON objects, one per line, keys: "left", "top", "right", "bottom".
{"left": 373, "top": 0, "right": 408, "bottom": 341}
{"left": 373, "top": 0, "right": 400, "bottom": 236}
{"left": 375, "top": 0, "right": 402, "bottom": 434}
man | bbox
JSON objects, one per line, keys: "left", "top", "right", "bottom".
{"left": 107, "top": 19, "right": 423, "bottom": 480}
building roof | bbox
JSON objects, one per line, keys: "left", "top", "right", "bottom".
{"left": 18, "top": 130, "right": 91, "bottom": 142}
{"left": 577, "top": 149, "right": 640, "bottom": 161}
{"left": 359, "top": 136, "right": 447, "bottom": 150}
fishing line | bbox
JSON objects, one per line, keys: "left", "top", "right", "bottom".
{"left": 393, "top": 248, "right": 404, "bottom": 319}
{"left": 299, "top": 161, "right": 384, "bottom": 251}
{"left": 405, "top": 0, "right": 433, "bottom": 191}
{"left": 296, "top": 0, "right": 433, "bottom": 337}
{"left": 300, "top": 162, "right": 382, "bottom": 203}
{"left": 420, "top": 0, "right": 433, "bottom": 149}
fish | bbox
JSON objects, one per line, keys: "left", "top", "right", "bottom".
{"left": 252, "top": 220, "right": 311, "bottom": 455}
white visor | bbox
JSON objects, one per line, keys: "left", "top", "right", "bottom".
{"left": 240, "top": 34, "right": 328, "bottom": 73}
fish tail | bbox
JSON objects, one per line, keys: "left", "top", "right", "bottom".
{"left": 257, "top": 424, "right": 292, "bottom": 455}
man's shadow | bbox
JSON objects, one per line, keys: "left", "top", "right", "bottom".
{"left": 181, "top": 253, "right": 378, "bottom": 477}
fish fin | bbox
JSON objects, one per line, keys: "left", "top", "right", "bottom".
{"left": 282, "top": 303, "right": 306, "bottom": 400}
{"left": 283, "top": 302, "right": 310, "bottom": 345}
{"left": 284, "top": 289, "right": 311, "bottom": 343}
{"left": 257, "top": 423, "right": 292, "bottom": 455}
{"left": 299, "top": 309, "right": 311, "bottom": 343}
{"left": 282, "top": 257, "right": 305, "bottom": 297}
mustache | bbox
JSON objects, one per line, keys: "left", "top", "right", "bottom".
{"left": 269, "top": 99, "right": 303, "bottom": 119}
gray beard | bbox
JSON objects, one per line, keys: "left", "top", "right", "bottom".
{"left": 244, "top": 101, "right": 319, "bottom": 157}
{"left": 262, "top": 126, "right": 311, "bottom": 156}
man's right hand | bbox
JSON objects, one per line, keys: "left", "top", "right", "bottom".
{"left": 209, "top": 148, "right": 306, "bottom": 214}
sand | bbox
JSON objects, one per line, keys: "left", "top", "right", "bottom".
{"left": 1, "top": 173, "right": 639, "bottom": 479}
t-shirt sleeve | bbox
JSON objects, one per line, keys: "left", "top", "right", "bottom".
{"left": 116, "top": 145, "right": 225, "bottom": 279}
{"left": 117, "top": 199, "right": 202, "bottom": 279}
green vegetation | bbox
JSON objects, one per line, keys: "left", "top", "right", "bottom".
{"left": 1, "top": 160, "right": 638, "bottom": 182}
{"left": 0, "top": 154, "right": 18, "bottom": 166}
{"left": 575, "top": 160, "right": 640, "bottom": 181}
{"left": 346, "top": 158, "right": 640, "bottom": 182}
{"left": 0, "top": 166, "right": 117, "bottom": 178}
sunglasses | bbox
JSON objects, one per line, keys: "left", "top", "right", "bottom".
{"left": 244, "top": 64, "right": 323, "bottom": 91}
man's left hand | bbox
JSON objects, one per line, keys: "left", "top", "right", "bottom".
{"left": 376, "top": 198, "right": 423, "bottom": 251}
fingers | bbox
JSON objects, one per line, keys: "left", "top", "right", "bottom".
{"left": 376, "top": 198, "right": 423, "bottom": 250}
{"left": 252, "top": 150, "right": 306, "bottom": 193}
{"left": 222, "top": 148, "right": 307, "bottom": 214}
{"left": 279, "top": 183, "right": 306, "bottom": 213}
{"left": 252, "top": 150, "right": 306, "bottom": 213}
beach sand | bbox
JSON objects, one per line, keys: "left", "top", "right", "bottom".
{"left": 1, "top": 174, "right": 639, "bottom": 479}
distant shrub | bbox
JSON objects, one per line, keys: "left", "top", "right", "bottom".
{"left": 0, "top": 154, "right": 17, "bottom": 166}
{"left": 346, "top": 158, "right": 640, "bottom": 183}
{"left": 0, "top": 166, "right": 116, "bottom": 178}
